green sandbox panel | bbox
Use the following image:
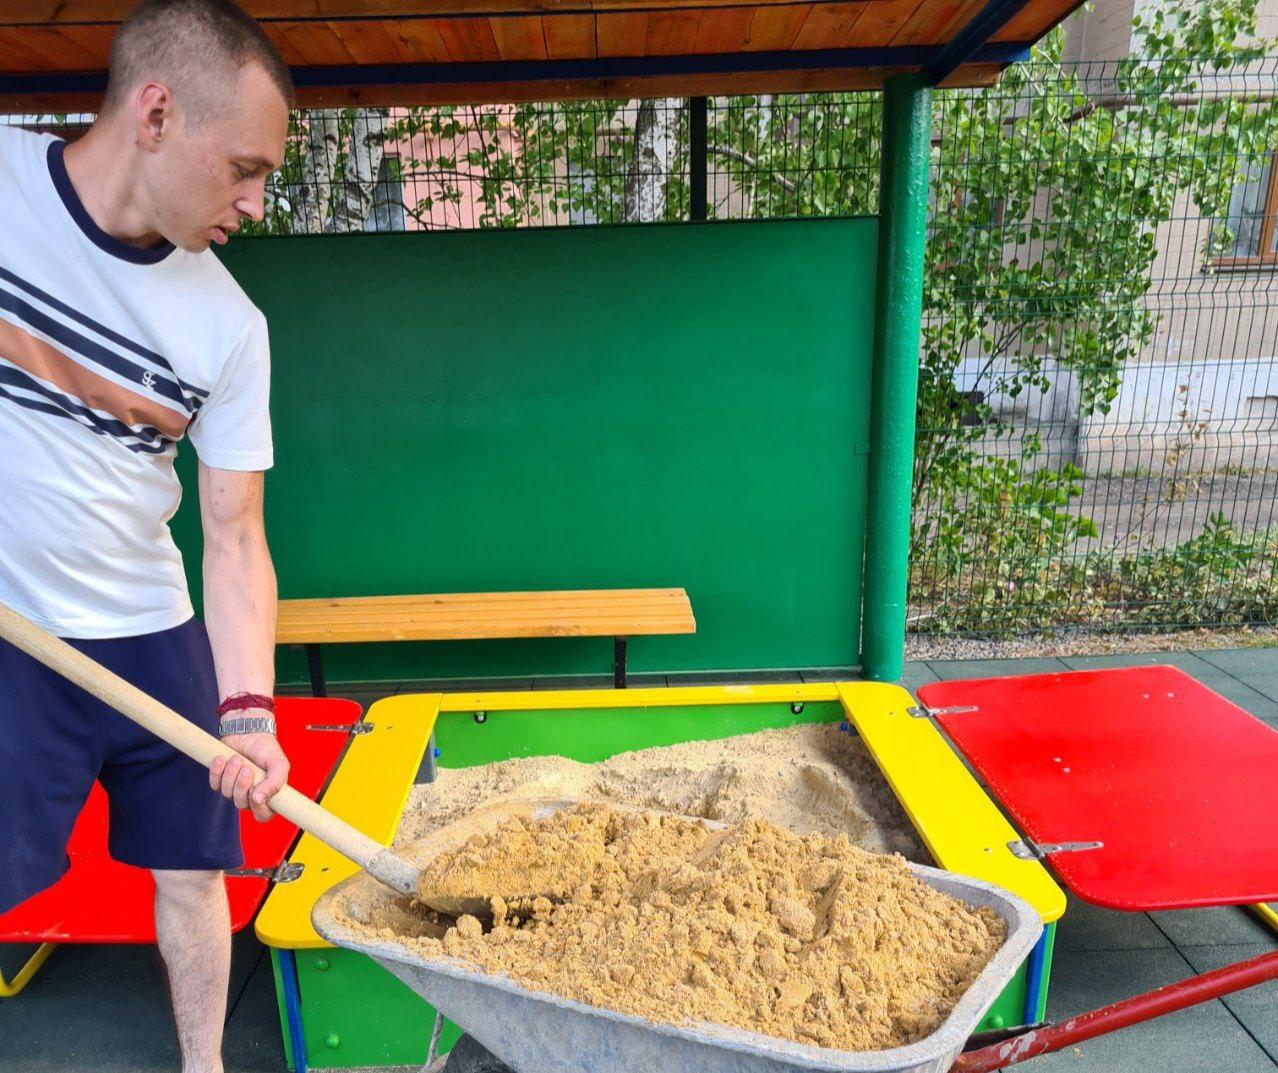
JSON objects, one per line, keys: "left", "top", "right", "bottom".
{"left": 433, "top": 700, "right": 846, "bottom": 768}
{"left": 279, "top": 700, "right": 1053, "bottom": 1065}
{"left": 293, "top": 947, "right": 462, "bottom": 1068}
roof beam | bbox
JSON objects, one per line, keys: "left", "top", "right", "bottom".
{"left": 921, "top": 0, "right": 1035, "bottom": 85}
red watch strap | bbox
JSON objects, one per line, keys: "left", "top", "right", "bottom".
{"left": 216, "top": 692, "right": 276, "bottom": 717}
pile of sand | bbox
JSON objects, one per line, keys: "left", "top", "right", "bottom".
{"left": 397, "top": 722, "right": 925, "bottom": 860}
{"left": 343, "top": 803, "right": 1006, "bottom": 1052}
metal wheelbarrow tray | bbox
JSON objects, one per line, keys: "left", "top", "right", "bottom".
{"left": 313, "top": 860, "right": 1041, "bottom": 1073}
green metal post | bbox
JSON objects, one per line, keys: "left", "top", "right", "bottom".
{"left": 861, "top": 72, "right": 932, "bottom": 682}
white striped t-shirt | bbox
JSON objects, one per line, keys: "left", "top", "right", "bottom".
{"left": 0, "top": 125, "right": 273, "bottom": 639}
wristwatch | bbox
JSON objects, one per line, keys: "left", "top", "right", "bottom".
{"left": 218, "top": 714, "right": 277, "bottom": 737}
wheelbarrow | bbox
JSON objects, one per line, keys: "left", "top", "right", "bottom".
{"left": 313, "top": 857, "right": 1044, "bottom": 1073}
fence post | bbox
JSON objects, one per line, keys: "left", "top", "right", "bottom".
{"left": 861, "top": 72, "right": 932, "bottom": 682}
{"left": 690, "top": 96, "right": 708, "bottom": 221}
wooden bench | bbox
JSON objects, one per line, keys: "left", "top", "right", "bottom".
{"left": 276, "top": 588, "right": 696, "bottom": 695}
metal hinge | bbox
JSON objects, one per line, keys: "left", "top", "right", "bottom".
{"left": 1008, "top": 839, "right": 1104, "bottom": 861}
{"left": 305, "top": 721, "right": 374, "bottom": 734}
{"left": 225, "top": 862, "right": 305, "bottom": 883}
{"left": 907, "top": 704, "right": 979, "bottom": 719}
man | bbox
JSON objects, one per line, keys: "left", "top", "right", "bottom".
{"left": 0, "top": 2, "right": 293, "bottom": 1069}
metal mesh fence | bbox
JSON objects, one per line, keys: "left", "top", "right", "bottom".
{"left": 6, "top": 53, "right": 1277, "bottom": 637}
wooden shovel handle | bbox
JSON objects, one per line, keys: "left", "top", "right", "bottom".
{"left": 0, "top": 601, "right": 417, "bottom": 897}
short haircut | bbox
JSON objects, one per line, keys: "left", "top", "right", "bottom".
{"left": 104, "top": 0, "right": 295, "bottom": 122}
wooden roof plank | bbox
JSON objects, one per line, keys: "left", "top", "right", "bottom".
{"left": 542, "top": 14, "right": 597, "bottom": 60}
{"left": 386, "top": 18, "right": 455, "bottom": 63}
{"left": 791, "top": 3, "right": 870, "bottom": 52}
{"left": 693, "top": 7, "right": 758, "bottom": 55}
{"left": 890, "top": 0, "right": 976, "bottom": 45}
{"left": 646, "top": 8, "right": 707, "bottom": 56}
{"left": 841, "top": 0, "right": 925, "bottom": 46}
{"left": 489, "top": 14, "right": 551, "bottom": 61}
{"left": 596, "top": 11, "right": 650, "bottom": 57}
{"left": 328, "top": 18, "right": 410, "bottom": 63}
{"left": 262, "top": 25, "right": 312, "bottom": 65}
{"left": 434, "top": 16, "right": 503, "bottom": 62}
{"left": 275, "top": 20, "right": 359, "bottom": 64}
{"left": 743, "top": 4, "right": 812, "bottom": 52}
{"left": 0, "top": 28, "right": 96, "bottom": 71}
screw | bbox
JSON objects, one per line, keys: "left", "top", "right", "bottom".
{"left": 790, "top": 702, "right": 804, "bottom": 714}
{"left": 473, "top": 712, "right": 487, "bottom": 724}
{"left": 314, "top": 956, "right": 330, "bottom": 971}
{"left": 324, "top": 1033, "right": 341, "bottom": 1049}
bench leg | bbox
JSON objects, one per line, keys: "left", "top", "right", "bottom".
{"left": 0, "top": 941, "right": 56, "bottom": 997}
{"left": 305, "top": 645, "right": 327, "bottom": 698}
{"left": 614, "top": 637, "right": 628, "bottom": 689}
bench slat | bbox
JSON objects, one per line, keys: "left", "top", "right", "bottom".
{"left": 278, "top": 588, "right": 687, "bottom": 609}
{"left": 276, "top": 588, "right": 695, "bottom": 645}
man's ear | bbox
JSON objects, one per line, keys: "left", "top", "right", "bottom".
{"left": 134, "top": 82, "right": 175, "bottom": 152}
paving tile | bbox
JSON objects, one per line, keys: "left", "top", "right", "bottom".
{"left": 1180, "top": 942, "right": 1278, "bottom": 1063}
{"left": 1058, "top": 650, "right": 1221, "bottom": 674}
{"left": 926, "top": 657, "right": 1071, "bottom": 681}
{"left": 1030, "top": 946, "right": 1277, "bottom": 1073}
{"left": 1053, "top": 900, "right": 1173, "bottom": 953}
{"left": 900, "top": 660, "right": 940, "bottom": 693}
{"left": 0, "top": 964, "right": 180, "bottom": 1071}
{"left": 0, "top": 941, "right": 164, "bottom": 983}
{"left": 1194, "top": 648, "right": 1278, "bottom": 680}
{"left": 224, "top": 952, "right": 288, "bottom": 1073}
{"left": 1149, "top": 905, "right": 1278, "bottom": 948}
{"left": 0, "top": 930, "right": 262, "bottom": 990}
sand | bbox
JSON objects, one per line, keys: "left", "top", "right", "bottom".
{"left": 340, "top": 803, "right": 1006, "bottom": 1053}
{"left": 396, "top": 722, "right": 926, "bottom": 860}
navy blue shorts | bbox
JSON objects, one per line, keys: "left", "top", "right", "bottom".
{"left": 0, "top": 617, "right": 243, "bottom": 916}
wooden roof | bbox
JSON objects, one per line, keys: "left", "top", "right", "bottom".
{"left": 0, "top": 0, "right": 1083, "bottom": 109}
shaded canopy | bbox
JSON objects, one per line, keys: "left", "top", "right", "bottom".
{"left": 1, "top": 0, "right": 1081, "bottom": 109}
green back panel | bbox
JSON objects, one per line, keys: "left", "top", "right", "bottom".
{"left": 174, "top": 220, "right": 877, "bottom": 684}
{"left": 434, "top": 700, "right": 845, "bottom": 768}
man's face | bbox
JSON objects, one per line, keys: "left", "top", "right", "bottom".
{"left": 145, "top": 63, "right": 288, "bottom": 253}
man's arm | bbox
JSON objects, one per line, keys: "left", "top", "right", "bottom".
{"left": 199, "top": 463, "right": 289, "bottom": 823}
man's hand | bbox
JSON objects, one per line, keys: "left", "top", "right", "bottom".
{"left": 211, "top": 728, "right": 290, "bottom": 823}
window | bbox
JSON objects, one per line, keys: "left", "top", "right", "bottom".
{"left": 1216, "top": 152, "right": 1278, "bottom": 268}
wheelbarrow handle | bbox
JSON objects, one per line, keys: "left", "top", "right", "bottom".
{"left": 0, "top": 601, "right": 419, "bottom": 898}
{"left": 952, "top": 948, "right": 1278, "bottom": 1071}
